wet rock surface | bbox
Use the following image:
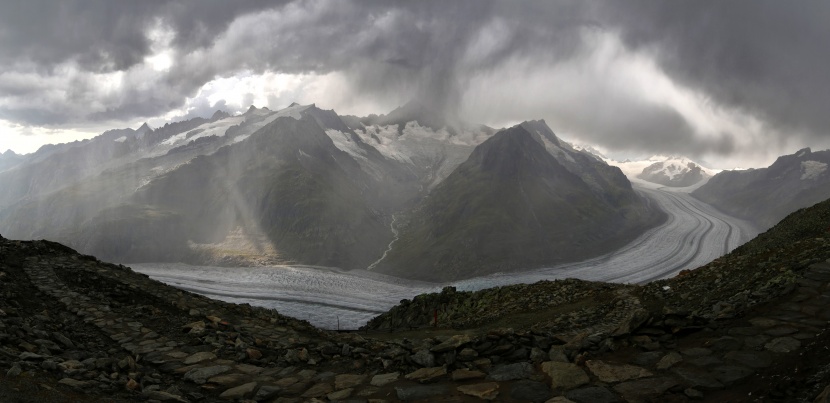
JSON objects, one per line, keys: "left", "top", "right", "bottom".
{"left": 2, "top": 199, "right": 830, "bottom": 402}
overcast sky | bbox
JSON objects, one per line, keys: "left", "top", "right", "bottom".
{"left": 1, "top": 0, "right": 828, "bottom": 168}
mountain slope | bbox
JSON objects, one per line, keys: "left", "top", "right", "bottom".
{"left": 374, "top": 121, "right": 664, "bottom": 282}
{"left": 692, "top": 147, "right": 830, "bottom": 229}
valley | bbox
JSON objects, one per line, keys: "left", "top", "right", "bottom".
{"left": 130, "top": 181, "right": 757, "bottom": 330}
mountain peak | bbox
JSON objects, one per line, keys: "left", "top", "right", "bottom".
{"left": 135, "top": 122, "right": 152, "bottom": 138}
{"left": 245, "top": 105, "right": 258, "bottom": 114}
{"left": 2, "top": 149, "right": 18, "bottom": 157}
{"left": 211, "top": 110, "right": 230, "bottom": 121}
{"left": 288, "top": 102, "right": 300, "bottom": 107}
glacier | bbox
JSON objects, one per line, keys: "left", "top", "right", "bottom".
{"left": 131, "top": 180, "right": 757, "bottom": 330}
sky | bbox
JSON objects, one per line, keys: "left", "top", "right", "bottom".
{"left": 1, "top": 0, "right": 829, "bottom": 169}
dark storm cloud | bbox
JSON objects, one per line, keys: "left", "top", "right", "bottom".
{"left": 1, "top": 0, "right": 827, "bottom": 161}
{"left": 598, "top": 0, "right": 830, "bottom": 143}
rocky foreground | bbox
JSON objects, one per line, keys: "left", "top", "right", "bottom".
{"left": 2, "top": 200, "right": 830, "bottom": 402}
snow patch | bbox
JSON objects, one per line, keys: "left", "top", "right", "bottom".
{"left": 325, "top": 130, "right": 367, "bottom": 161}
{"left": 113, "top": 136, "right": 127, "bottom": 143}
{"left": 801, "top": 160, "right": 827, "bottom": 180}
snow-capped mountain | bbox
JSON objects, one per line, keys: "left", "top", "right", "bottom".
{"left": 636, "top": 156, "right": 719, "bottom": 187}
{"left": 0, "top": 101, "right": 662, "bottom": 280}
{"left": 693, "top": 147, "right": 830, "bottom": 229}
{"left": 602, "top": 155, "right": 718, "bottom": 187}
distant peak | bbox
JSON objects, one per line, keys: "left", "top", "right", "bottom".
{"left": 211, "top": 110, "right": 230, "bottom": 120}
{"left": 245, "top": 105, "right": 258, "bottom": 114}
{"left": 288, "top": 102, "right": 300, "bottom": 107}
{"left": 2, "top": 149, "right": 17, "bottom": 156}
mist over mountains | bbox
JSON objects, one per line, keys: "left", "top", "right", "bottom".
{"left": 0, "top": 102, "right": 664, "bottom": 280}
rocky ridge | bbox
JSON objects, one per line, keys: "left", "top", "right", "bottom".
{"left": 1, "top": 199, "right": 830, "bottom": 401}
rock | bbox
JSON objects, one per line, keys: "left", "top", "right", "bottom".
{"left": 671, "top": 367, "right": 724, "bottom": 390}
{"left": 585, "top": 360, "right": 652, "bottom": 383}
{"left": 711, "top": 365, "right": 754, "bottom": 385}
{"left": 452, "top": 369, "right": 486, "bottom": 381}
{"left": 327, "top": 388, "right": 353, "bottom": 400}
{"left": 370, "top": 372, "right": 400, "bottom": 387}
{"left": 541, "top": 361, "right": 589, "bottom": 391}
{"left": 685, "top": 388, "right": 704, "bottom": 399}
{"left": 126, "top": 378, "right": 139, "bottom": 390}
{"left": 144, "top": 390, "right": 188, "bottom": 402}
{"left": 52, "top": 332, "right": 75, "bottom": 348}
{"left": 459, "top": 348, "right": 479, "bottom": 361}
{"left": 431, "top": 334, "right": 473, "bottom": 353}
{"left": 680, "top": 347, "right": 712, "bottom": 357}
{"left": 765, "top": 337, "right": 801, "bottom": 353}
{"left": 457, "top": 382, "right": 499, "bottom": 400}
{"left": 301, "top": 382, "right": 333, "bottom": 398}
{"left": 246, "top": 348, "right": 262, "bottom": 360}
{"left": 611, "top": 307, "right": 649, "bottom": 336}
{"left": 58, "top": 378, "right": 89, "bottom": 389}
{"left": 184, "top": 351, "right": 216, "bottom": 365}
{"left": 613, "top": 377, "right": 677, "bottom": 401}
{"left": 633, "top": 351, "right": 663, "bottom": 366}
{"left": 724, "top": 351, "right": 772, "bottom": 368}
{"left": 548, "top": 346, "right": 569, "bottom": 363}
{"left": 509, "top": 380, "right": 552, "bottom": 403}
{"left": 764, "top": 326, "right": 798, "bottom": 336}
{"left": 254, "top": 385, "right": 281, "bottom": 401}
{"left": 334, "top": 374, "right": 367, "bottom": 390}
{"left": 709, "top": 336, "right": 742, "bottom": 352}
{"left": 219, "top": 381, "right": 258, "bottom": 400}
{"left": 656, "top": 351, "right": 683, "bottom": 370}
{"left": 405, "top": 366, "right": 447, "bottom": 383}
{"left": 530, "top": 347, "right": 547, "bottom": 363}
{"left": 6, "top": 363, "right": 22, "bottom": 377}
{"left": 565, "top": 386, "right": 620, "bottom": 403}
{"left": 19, "top": 352, "right": 43, "bottom": 360}
{"left": 411, "top": 349, "right": 435, "bottom": 367}
{"left": 545, "top": 398, "right": 576, "bottom": 403}
{"left": 58, "top": 360, "right": 84, "bottom": 372}
{"left": 488, "top": 362, "right": 536, "bottom": 381}
{"left": 184, "top": 365, "right": 231, "bottom": 384}
{"left": 394, "top": 384, "right": 450, "bottom": 401}
{"left": 208, "top": 373, "right": 246, "bottom": 386}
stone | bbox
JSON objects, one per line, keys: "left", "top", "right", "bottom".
{"left": 613, "top": 377, "right": 678, "bottom": 401}
{"left": 764, "top": 327, "right": 799, "bottom": 336}
{"left": 395, "top": 384, "right": 449, "bottom": 401}
{"left": 411, "top": 349, "right": 435, "bottom": 367}
{"left": 633, "top": 351, "right": 663, "bottom": 366}
{"left": 545, "top": 398, "right": 576, "bottom": 403}
{"left": 765, "top": 337, "right": 801, "bottom": 353}
{"left": 126, "top": 378, "right": 140, "bottom": 390}
{"left": 19, "top": 352, "right": 43, "bottom": 360}
{"left": 744, "top": 335, "right": 770, "bottom": 349}
{"left": 458, "top": 348, "right": 479, "bottom": 361}
{"left": 301, "top": 382, "right": 333, "bottom": 398}
{"left": 709, "top": 336, "right": 742, "bottom": 351}
{"left": 208, "top": 374, "right": 246, "bottom": 386}
{"left": 815, "top": 385, "right": 830, "bottom": 403}
{"left": 52, "top": 332, "right": 75, "bottom": 348}
{"left": 724, "top": 351, "right": 772, "bottom": 368}
{"left": 327, "top": 388, "right": 353, "bottom": 400}
{"left": 687, "top": 356, "right": 723, "bottom": 367}
{"left": 246, "top": 348, "right": 262, "bottom": 360}
{"left": 183, "top": 351, "right": 216, "bottom": 365}
{"left": 405, "top": 366, "right": 447, "bottom": 383}
{"left": 220, "top": 381, "right": 257, "bottom": 400}
{"left": 144, "top": 391, "right": 188, "bottom": 402}
{"left": 334, "top": 374, "right": 367, "bottom": 390}
{"left": 58, "top": 378, "right": 89, "bottom": 389}
{"left": 431, "top": 334, "right": 473, "bottom": 353}
{"left": 656, "top": 351, "right": 683, "bottom": 370}
{"left": 457, "top": 382, "right": 499, "bottom": 400}
{"left": 685, "top": 388, "right": 704, "bottom": 399}
{"left": 254, "top": 385, "right": 281, "bottom": 401}
{"left": 58, "top": 360, "right": 84, "bottom": 371}
{"left": 565, "top": 386, "right": 619, "bottom": 403}
{"left": 671, "top": 367, "right": 724, "bottom": 390}
{"left": 488, "top": 362, "right": 536, "bottom": 381}
{"left": 6, "top": 364, "right": 22, "bottom": 377}
{"left": 452, "top": 369, "right": 486, "bottom": 381}
{"left": 711, "top": 365, "right": 754, "bottom": 385}
{"left": 370, "top": 372, "right": 400, "bottom": 387}
{"left": 680, "top": 347, "right": 712, "bottom": 357}
{"left": 749, "top": 318, "right": 779, "bottom": 327}
{"left": 548, "top": 346, "right": 569, "bottom": 363}
{"left": 585, "top": 360, "right": 652, "bottom": 383}
{"left": 184, "top": 365, "right": 232, "bottom": 384}
{"left": 509, "top": 380, "right": 552, "bottom": 403}
{"left": 541, "top": 361, "right": 589, "bottom": 391}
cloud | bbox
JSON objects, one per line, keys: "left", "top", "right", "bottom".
{"left": 0, "top": 0, "right": 828, "bottom": 166}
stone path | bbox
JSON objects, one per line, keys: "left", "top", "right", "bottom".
{"left": 2, "top": 237, "right": 830, "bottom": 402}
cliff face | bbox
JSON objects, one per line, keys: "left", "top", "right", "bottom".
{"left": 1, "top": 196, "right": 830, "bottom": 402}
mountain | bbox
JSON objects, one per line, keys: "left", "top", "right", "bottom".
{"left": 692, "top": 147, "right": 830, "bottom": 230}
{"left": 0, "top": 149, "right": 25, "bottom": 172}
{"left": 636, "top": 156, "right": 717, "bottom": 187}
{"left": 373, "top": 121, "right": 665, "bottom": 282}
